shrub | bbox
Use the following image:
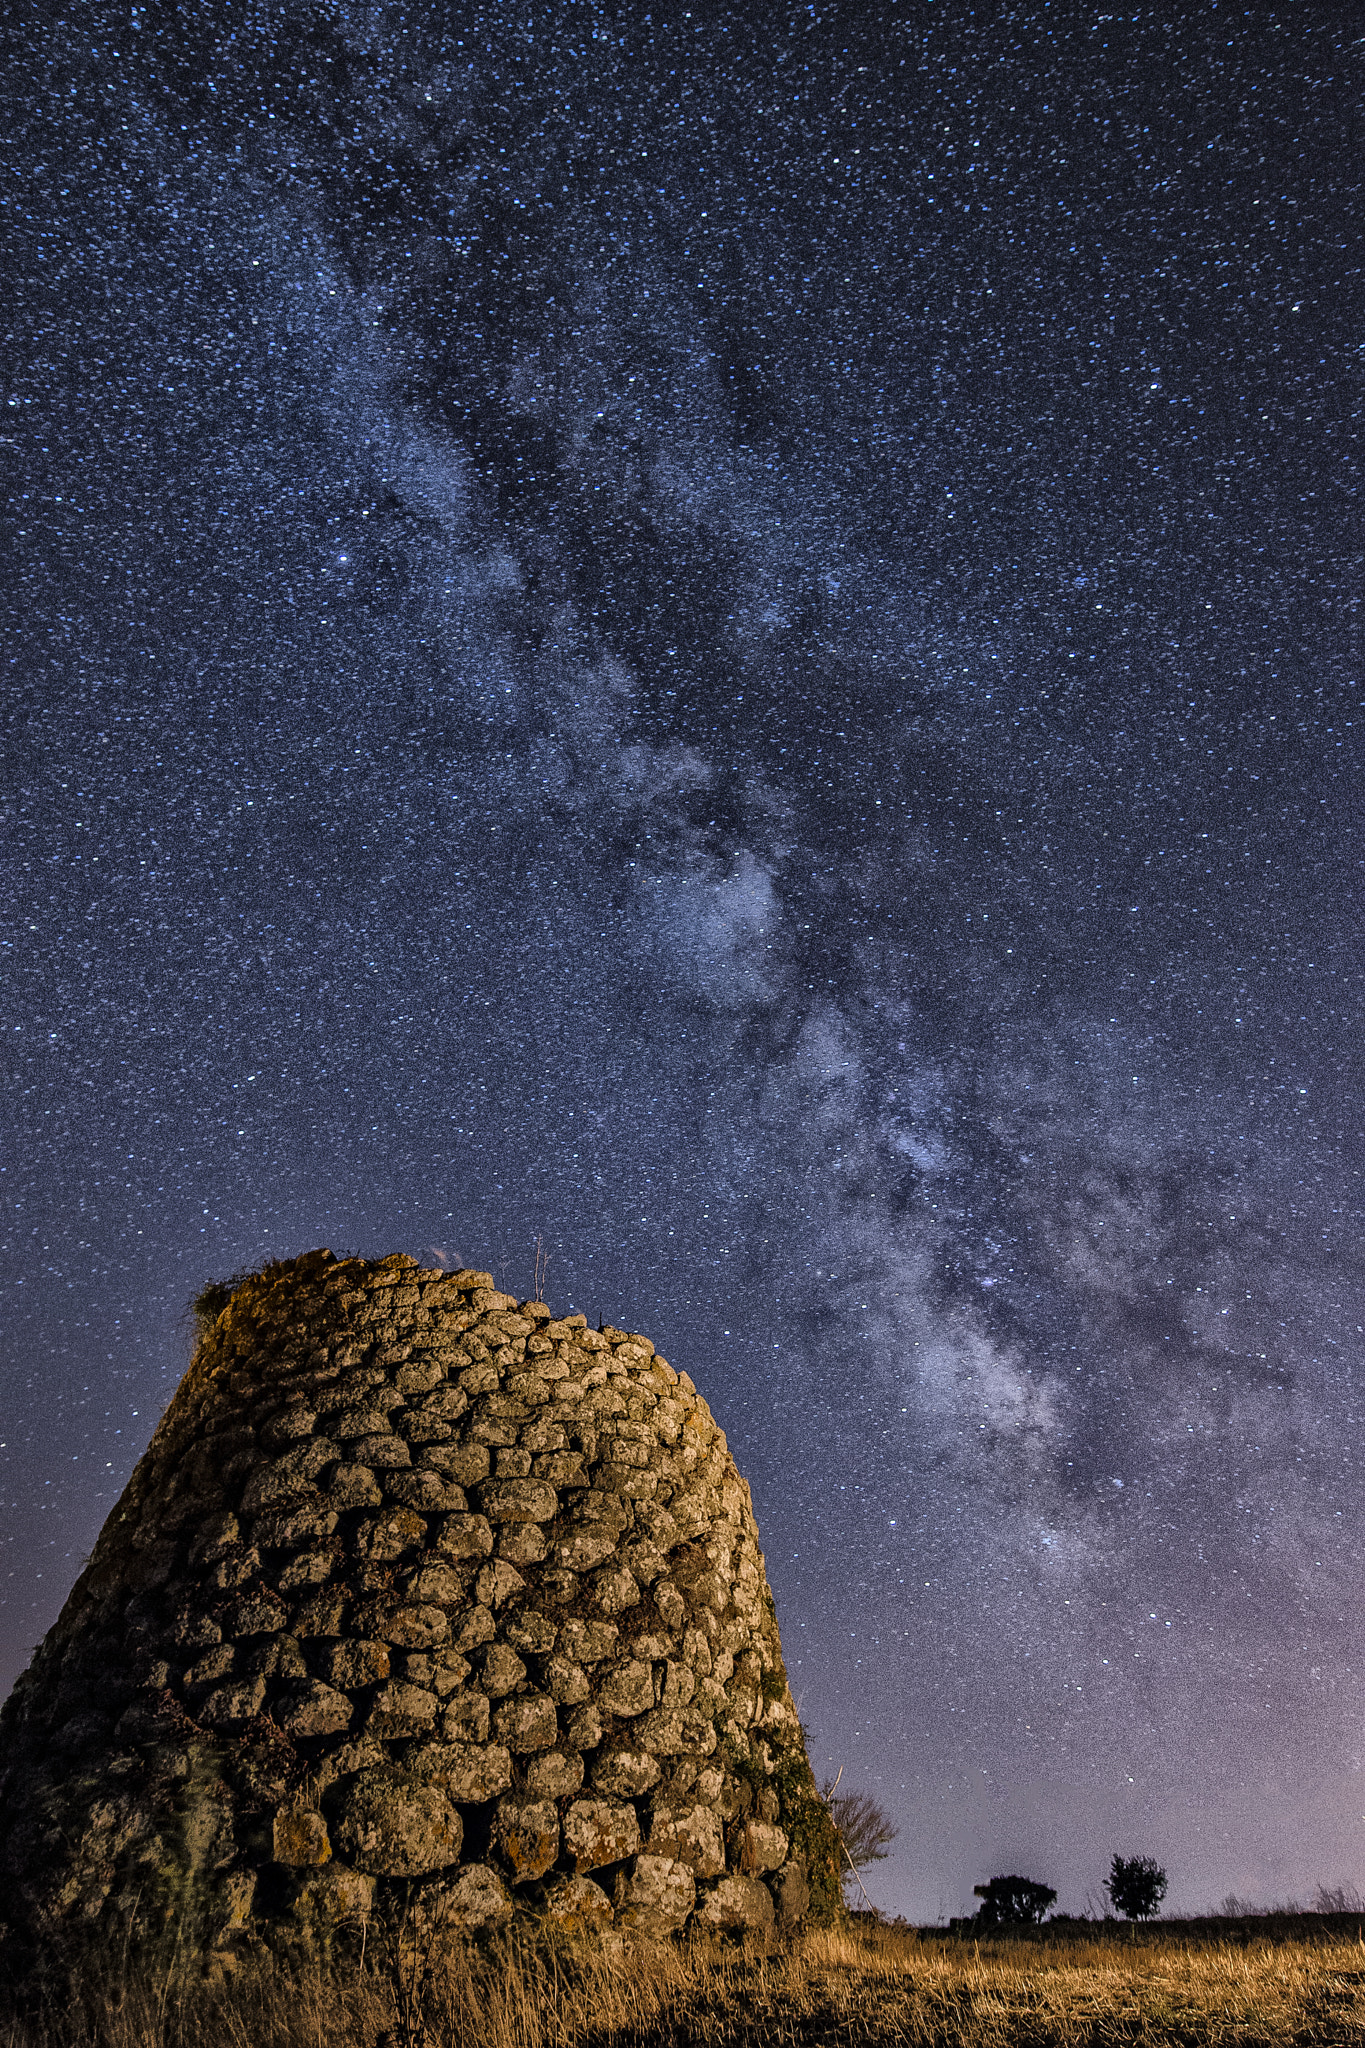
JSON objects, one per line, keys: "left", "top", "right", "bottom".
{"left": 973, "top": 1874, "right": 1057, "bottom": 1926}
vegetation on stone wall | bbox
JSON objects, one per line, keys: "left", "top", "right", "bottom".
{"left": 768, "top": 1740, "right": 846, "bottom": 1928}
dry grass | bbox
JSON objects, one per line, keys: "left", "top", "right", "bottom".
{"left": 6, "top": 1916, "right": 1365, "bottom": 2048}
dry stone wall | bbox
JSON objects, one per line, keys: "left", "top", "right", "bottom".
{"left": 0, "top": 1251, "right": 836, "bottom": 1967}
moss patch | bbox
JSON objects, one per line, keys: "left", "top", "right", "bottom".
{"left": 724, "top": 1727, "right": 844, "bottom": 1927}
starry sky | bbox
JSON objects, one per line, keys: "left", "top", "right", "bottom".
{"left": 3, "top": 0, "right": 1362, "bottom": 1922}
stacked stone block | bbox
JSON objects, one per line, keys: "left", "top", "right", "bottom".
{"left": 0, "top": 1251, "right": 825, "bottom": 1963}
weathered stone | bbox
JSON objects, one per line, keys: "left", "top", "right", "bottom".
{"left": 411, "top": 1653, "right": 470, "bottom": 1705}
{"left": 563, "top": 1703, "right": 604, "bottom": 1752}
{"left": 441, "top": 1690, "right": 491, "bottom": 1743}
{"left": 679, "top": 1628, "right": 712, "bottom": 1674}
{"left": 199, "top": 1675, "right": 267, "bottom": 1725}
{"left": 292, "top": 1588, "right": 348, "bottom": 1638}
{"left": 438, "top": 1513, "right": 494, "bottom": 1559}
{"left": 693, "top": 1874, "right": 775, "bottom": 1934}
{"left": 398, "top": 1412, "right": 455, "bottom": 1445}
{"left": 386, "top": 1470, "right": 465, "bottom": 1512}
{"left": 242, "top": 1458, "right": 325, "bottom": 1514}
{"left": 771, "top": 1856, "right": 810, "bottom": 1932}
{"left": 254, "top": 1502, "right": 340, "bottom": 1550}
{"left": 229, "top": 1593, "right": 290, "bottom": 1637}
{"left": 315, "top": 1640, "right": 390, "bottom": 1689}
{"left": 272, "top": 1806, "right": 331, "bottom": 1868}
{"left": 491, "top": 1794, "right": 559, "bottom": 1882}
{"left": 438, "top": 1741, "right": 512, "bottom": 1803}
{"left": 555, "top": 1529, "right": 617, "bottom": 1572}
{"left": 634, "top": 1707, "right": 717, "bottom": 1756}
{"left": 542, "top": 1873, "right": 613, "bottom": 1929}
{"left": 522, "top": 1749, "right": 584, "bottom": 1799}
{"left": 474, "top": 1558, "right": 526, "bottom": 1608}
{"left": 453, "top": 1603, "right": 497, "bottom": 1652}
{"left": 648, "top": 1803, "right": 726, "bottom": 1878}
{"left": 50, "top": 1709, "right": 117, "bottom": 1756}
{"left": 426, "top": 1444, "right": 491, "bottom": 1487}
{"left": 440, "top": 1862, "right": 512, "bottom": 1931}
{"left": 502, "top": 1606, "right": 556, "bottom": 1654}
{"left": 184, "top": 1644, "right": 237, "bottom": 1691}
{"left": 313, "top": 1738, "right": 385, "bottom": 1794}
{"left": 496, "top": 1523, "right": 548, "bottom": 1566}
{"left": 622, "top": 1540, "right": 667, "bottom": 1584}
{"left": 278, "top": 1680, "right": 354, "bottom": 1739}
{"left": 277, "top": 1549, "right": 335, "bottom": 1591}
{"left": 334, "top": 1769, "right": 462, "bottom": 1876}
{"left": 328, "top": 1465, "right": 384, "bottom": 1510}
{"left": 593, "top": 1567, "right": 641, "bottom": 1616}
{"left": 353, "top": 1509, "right": 427, "bottom": 1562}
{"left": 215, "top": 1868, "right": 258, "bottom": 1931}
{"left": 211, "top": 1548, "right": 260, "bottom": 1592}
{"left": 591, "top": 1750, "right": 662, "bottom": 1797}
{"left": 544, "top": 1655, "right": 591, "bottom": 1705}
{"left": 404, "top": 1560, "right": 468, "bottom": 1605}
{"left": 654, "top": 1581, "right": 687, "bottom": 1630}
{"left": 614, "top": 1855, "right": 696, "bottom": 1936}
{"left": 292, "top": 1865, "right": 375, "bottom": 1927}
{"left": 596, "top": 1658, "right": 656, "bottom": 1718}
{"left": 251, "top": 1636, "right": 307, "bottom": 1688}
{"left": 593, "top": 1465, "right": 657, "bottom": 1500}
{"left": 659, "top": 1660, "right": 695, "bottom": 1707}
{"left": 115, "top": 1694, "right": 187, "bottom": 1743}
{"left": 476, "top": 1479, "right": 559, "bottom": 1523}
{"left": 693, "top": 1675, "right": 728, "bottom": 1719}
{"left": 570, "top": 1492, "right": 630, "bottom": 1529}
{"left": 491, "top": 1693, "right": 557, "bottom": 1751}
{"left": 741, "top": 1821, "right": 789, "bottom": 1874}
{"left": 535, "top": 1452, "right": 590, "bottom": 1488}
{"left": 368, "top": 1604, "right": 450, "bottom": 1649}
{"left": 563, "top": 1797, "right": 641, "bottom": 1873}
{"left": 395, "top": 1362, "right": 451, "bottom": 1399}
{"left": 190, "top": 1510, "right": 240, "bottom": 1562}
{"left": 353, "top": 1436, "right": 412, "bottom": 1470}
{"left": 559, "top": 1618, "right": 619, "bottom": 1664}
{"left": 326, "top": 1406, "right": 393, "bottom": 1440}
{"left": 366, "top": 1682, "right": 439, "bottom": 1738}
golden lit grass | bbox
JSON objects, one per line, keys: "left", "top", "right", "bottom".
{"left": 6, "top": 1917, "right": 1365, "bottom": 2048}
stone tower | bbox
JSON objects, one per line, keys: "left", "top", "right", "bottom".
{"left": 0, "top": 1252, "right": 837, "bottom": 1965}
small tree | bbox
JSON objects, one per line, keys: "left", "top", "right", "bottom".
{"left": 820, "top": 1778, "right": 898, "bottom": 1902}
{"left": 973, "top": 1874, "right": 1057, "bottom": 1926}
{"left": 1106, "top": 1853, "right": 1168, "bottom": 1922}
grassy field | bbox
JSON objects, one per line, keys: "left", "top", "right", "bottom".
{"left": 6, "top": 1915, "right": 1365, "bottom": 2048}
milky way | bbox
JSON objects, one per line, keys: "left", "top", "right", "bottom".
{"left": 3, "top": 3, "right": 1361, "bottom": 1919}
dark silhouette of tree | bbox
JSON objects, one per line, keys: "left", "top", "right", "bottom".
{"left": 1106, "top": 1854, "right": 1168, "bottom": 1921}
{"left": 973, "top": 1874, "right": 1057, "bottom": 1926}
{"left": 819, "top": 1778, "right": 898, "bottom": 1899}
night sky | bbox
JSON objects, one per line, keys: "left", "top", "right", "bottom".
{"left": 3, "top": 0, "right": 1361, "bottom": 1923}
